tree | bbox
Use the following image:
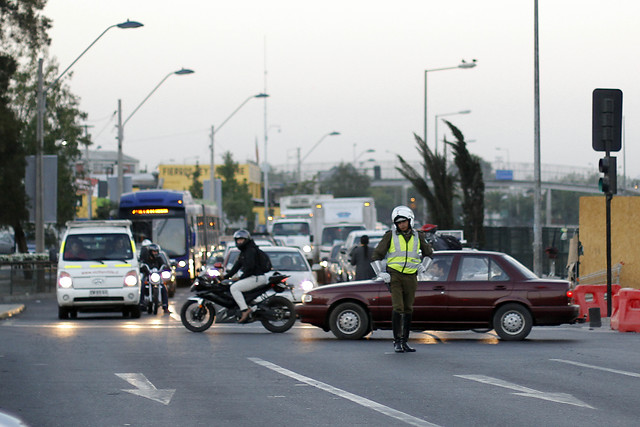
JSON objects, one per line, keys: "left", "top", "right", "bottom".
{"left": 444, "top": 120, "right": 485, "bottom": 248}
{"left": 319, "top": 163, "right": 371, "bottom": 197}
{"left": 218, "top": 151, "right": 254, "bottom": 230}
{"left": 396, "top": 133, "right": 455, "bottom": 229}
{"left": 188, "top": 162, "right": 203, "bottom": 199}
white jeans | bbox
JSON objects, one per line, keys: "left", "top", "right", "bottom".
{"left": 230, "top": 275, "right": 267, "bottom": 311}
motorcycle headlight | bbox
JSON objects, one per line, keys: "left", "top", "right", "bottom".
{"left": 161, "top": 270, "right": 171, "bottom": 280}
{"left": 150, "top": 272, "right": 161, "bottom": 283}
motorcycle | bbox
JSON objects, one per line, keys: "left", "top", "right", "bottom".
{"left": 140, "top": 264, "right": 170, "bottom": 315}
{"left": 180, "top": 268, "right": 296, "bottom": 333}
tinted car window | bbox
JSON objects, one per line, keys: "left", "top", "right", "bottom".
{"left": 456, "top": 256, "right": 509, "bottom": 282}
{"left": 64, "top": 234, "right": 133, "bottom": 261}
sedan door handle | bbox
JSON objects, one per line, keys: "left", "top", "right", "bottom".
{"left": 433, "top": 285, "right": 445, "bottom": 291}
{"left": 494, "top": 285, "right": 507, "bottom": 290}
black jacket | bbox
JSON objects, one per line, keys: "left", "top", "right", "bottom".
{"left": 226, "top": 240, "right": 262, "bottom": 280}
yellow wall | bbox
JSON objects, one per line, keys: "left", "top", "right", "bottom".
{"left": 579, "top": 196, "right": 640, "bottom": 288}
{"left": 158, "top": 163, "right": 262, "bottom": 198}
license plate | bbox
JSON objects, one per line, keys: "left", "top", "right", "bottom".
{"left": 89, "top": 290, "right": 108, "bottom": 296}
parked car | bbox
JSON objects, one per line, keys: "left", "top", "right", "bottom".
{"left": 297, "top": 250, "right": 581, "bottom": 341}
{"left": 223, "top": 246, "right": 317, "bottom": 303}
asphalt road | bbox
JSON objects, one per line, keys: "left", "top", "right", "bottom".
{"left": 2, "top": 287, "right": 640, "bottom": 427}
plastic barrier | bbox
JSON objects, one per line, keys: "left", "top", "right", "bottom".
{"left": 610, "top": 288, "right": 640, "bottom": 333}
{"left": 572, "top": 284, "right": 621, "bottom": 320}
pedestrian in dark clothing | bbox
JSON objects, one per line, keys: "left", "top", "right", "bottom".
{"left": 350, "top": 235, "right": 375, "bottom": 280}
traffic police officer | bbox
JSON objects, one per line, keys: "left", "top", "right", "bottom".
{"left": 371, "top": 206, "right": 433, "bottom": 353}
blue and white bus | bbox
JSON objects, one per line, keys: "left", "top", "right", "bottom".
{"left": 118, "top": 190, "right": 220, "bottom": 286}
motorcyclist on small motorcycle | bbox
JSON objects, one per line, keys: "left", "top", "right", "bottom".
{"left": 224, "top": 229, "right": 271, "bottom": 323}
{"left": 139, "top": 242, "right": 170, "bottom": 314}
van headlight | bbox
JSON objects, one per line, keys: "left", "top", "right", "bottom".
{"left": 178, "top": 260, "right": 187, "bottom": 268}
{"left": 58, "top": 271, "right": 73, "bottom": 289}
{"left": 124, "top": 270, "right": 139, "bottom": 287}
{"left": 302, "top": 245, "right": 312, "bottom": 253}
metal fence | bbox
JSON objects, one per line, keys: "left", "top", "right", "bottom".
{"left": 0, "top": 261, "right": 57, "bottom": 299}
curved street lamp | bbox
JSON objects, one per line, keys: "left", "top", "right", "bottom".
{"left": 423, "top": 59, "right": 477, "bottom": 151}
{"left": 35, "top": 19, "right": 143, "bottom": 252}
{"left": 435, "top": 109, "right": 471, "bottom": 157}
{"left": 116, "top": 68, "right": 196, "bottom": 199}
{"left": 208, "top": 93, "right": 269, "bottom": 217}
{"left": 298, "top": 131, "right": 341, "bottom": 182}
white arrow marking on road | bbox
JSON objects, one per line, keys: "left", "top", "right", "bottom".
{"left": 115, "top": 373, "right": 175, "bottom": 405}
{"left": 455, "top": 374, "right": 594, "bottom": 409}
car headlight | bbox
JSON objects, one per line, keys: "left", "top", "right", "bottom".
{"left": 161, "top": 271, "right": 171, "bottom": 280}
{"left": 207, "top": 268, "right": 220, "bottom": 277}
{"left": 124, "top": 270, "right": 139, "bottom": 287}
{"left": 300, "top": 280, "right": 314, "bottom": 292}
{"left": 302, "top": 245, "right": 312, "bottom": 253}
{"left": 320, "top": 260, "right": 328, "bottom": 268}
{"left": 58, "top": 271, "right": 73, "bottom": 289}
{"left": 178, "top": 260, "right": 187, "bottom": 268}
{"left": 302, "top": 294, "right": 313, "bottom": 303}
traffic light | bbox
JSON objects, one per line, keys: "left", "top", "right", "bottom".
{"left": 598, "top": 156, "right": 617, "bottom": 194}
{"left": 409, "top": 197, "right": 416, "bottom": 210}
{"left": 592, "top": 88, "right": 622, "bottom": 152}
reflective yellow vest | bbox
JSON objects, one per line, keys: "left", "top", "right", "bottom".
{"left": 387, "top": 230, "right": 420, "bottom": 274}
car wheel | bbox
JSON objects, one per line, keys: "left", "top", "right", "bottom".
{"left": 493, "top": 303, "right": 532, "bottom": 341}
{"left": 329, "top": 302, "right": 369, "bottom": 340}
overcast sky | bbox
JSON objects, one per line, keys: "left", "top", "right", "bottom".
{"left": 43, "top": 0, "right": 640, "bottom": 179}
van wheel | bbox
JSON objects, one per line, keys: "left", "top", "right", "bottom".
{"left": 58, "top": 307, "right": 69, "bottom": 320}
{"left": 129, "top": 306, "right": 141, "bottom": 318}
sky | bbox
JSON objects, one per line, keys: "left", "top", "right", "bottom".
{"left": 42, "top": 0, "right": 640, "bottom": 179}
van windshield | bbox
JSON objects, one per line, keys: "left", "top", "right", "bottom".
{"left": 272, "top": 222, "right": 310, "bottom": 236}
{"left": 63, "top": 234, "right": 133, "bottom": 261}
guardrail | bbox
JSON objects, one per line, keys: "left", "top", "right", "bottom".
{"left": 0, "top": 261, "right": 57, "bottom": 298}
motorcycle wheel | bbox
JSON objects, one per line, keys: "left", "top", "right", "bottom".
{"left": 260, "top": 296, "right": 296, "bottom": 333}
{"left": 152, "top": 287, "right": 159, "bottom": 315}
{"left": 180, "top": 300, "right": 215, "bottom": 332}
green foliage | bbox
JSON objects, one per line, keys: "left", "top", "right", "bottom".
{"left": 444, "top": 120, "right": 485, "bottom": 248}
{"left": 319, "top": 163, "right": 371, "bottom": 197}
{"left": 218, "top": 151, "right": 254, "bottom": 229}
{"left": 188, "top": 162, "right": 203, "bottom": 199}
{"left": 396, "top": 133, "right": 455, "bottom": 229}
{"left": 95, "top": 198, "right": 116, "bottom": 220}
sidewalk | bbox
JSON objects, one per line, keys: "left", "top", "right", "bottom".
{"left": 0, "top": 303, "right": 25, "bottom": 320}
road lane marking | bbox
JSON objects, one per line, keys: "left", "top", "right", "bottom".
{"left": 115, "top": 373, "right": 175, "bottom": 405}
{"left": 551, "top": 359, "right": 640, "bottom": 378}
{"left": 455, "top": 374, "right": 594, "bottom": 409}
{"left": 249, "top": 357, "right": 440, "bottom": 427}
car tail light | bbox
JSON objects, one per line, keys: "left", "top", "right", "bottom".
{"left": 566, "top": 290, "right": 573, "bottom": 299}
{"left": 58, "top": 271, "right": 73, "bottom": 289}
{"left": 124, "top": 270, "right": 139, "bottom": 287}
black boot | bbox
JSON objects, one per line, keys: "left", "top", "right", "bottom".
{"left": 401, "top": 313, "right": 416, "bottom": 352}
{"left": 392, "top": 311, "right": 404, "bottom": 353}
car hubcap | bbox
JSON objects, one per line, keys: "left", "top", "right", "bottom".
{"left": 337, "top": 310, "right": 359, "bottom": 334}
{"left": 502, "top": 312, "right": 524, "bottom": 334}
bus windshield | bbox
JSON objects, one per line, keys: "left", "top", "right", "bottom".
{"left": 152, "top": 218, "right": 186, "bottom": 257}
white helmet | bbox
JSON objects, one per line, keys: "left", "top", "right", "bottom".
{"left": 391, "top": 205, "right": 415, "bottom": 228}
{"left": 141, "top": 239, "right": 152, "bottom": 246}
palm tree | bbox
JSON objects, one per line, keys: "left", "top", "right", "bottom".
{"left": 396, "top": 133, "right": 455, "bottom": 229}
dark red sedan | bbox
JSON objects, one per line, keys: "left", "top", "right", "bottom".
{"left": 297, "top": 250, "right": 581, "bottom": 341}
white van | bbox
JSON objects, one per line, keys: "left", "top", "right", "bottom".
{"left": 57, "top": 220, "right": 141, "bottom": 319}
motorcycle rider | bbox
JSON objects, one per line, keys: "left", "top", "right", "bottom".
{"left": 139, "top": 242, "right": 170, "bottom": 314}
{"left": 224, "top": 229, "right": 270, "bottom": 323}
{"left": 371, "top": 206, "right": 433, "bottom": 353}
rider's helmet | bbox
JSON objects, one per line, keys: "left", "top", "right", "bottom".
{"left": 391, "top": 205, "right": 415, "bottom": 229}
{"left": 233, "top": 229, "right": 252, "bottom": 249}
{"left": 147, "top": 243, "right": 161, "bottom": 260}
{"left": 141, "top": 239, "right": 152, "bottom": 247}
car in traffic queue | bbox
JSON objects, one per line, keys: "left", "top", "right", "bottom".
{"left": 337, "top": 229, "right": 387, "bottom": 282}
{"left": 297, "top": 250, "right": 581, "bottom": 341}
{"left": 223, "top": 246, "right": 317, "bottom": 303}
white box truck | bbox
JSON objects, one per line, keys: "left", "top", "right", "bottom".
{"left": 311, "top": 197, "right": 377, "bottom": 262}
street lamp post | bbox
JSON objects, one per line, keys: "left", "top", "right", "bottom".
{"left": 435, "top": 110, "right": 471, "bottom": 158}
{"left": 297, "top": 131, "right": 340, "bottom": 182}
{"left": 35, "top": 19, "right": 143, "bottom": 252}
{"left": 116, "top": 68, "right": 195, "bottom": 200}
{"left": 353, "top": 146, "right": 375, "bottom": 163}
{"left": 208, "top": 94, "right": 269, "bottom": 217}
{"left": 424, "top": 59, "right": 477, "bottom": 151}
